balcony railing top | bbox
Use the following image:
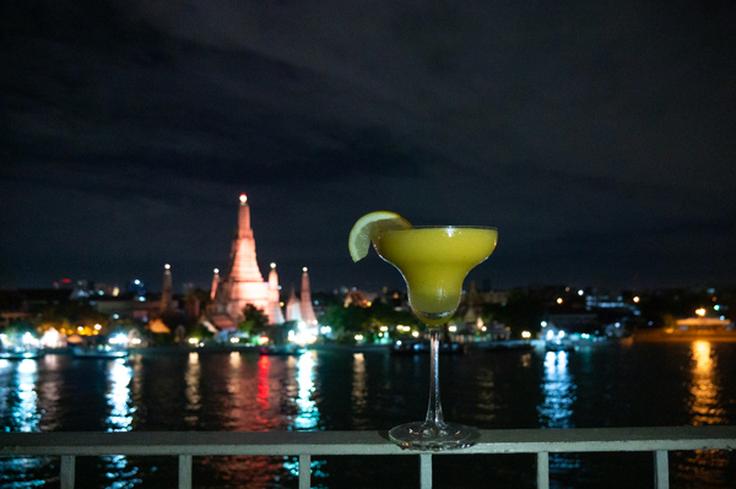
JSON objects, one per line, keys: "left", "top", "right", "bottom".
{"left": 2, "top": 425, "right": 735, "bottom": 456}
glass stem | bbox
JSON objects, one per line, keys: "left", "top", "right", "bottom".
{"left": 424, "top": 328, "right": 446, "bottom": 428}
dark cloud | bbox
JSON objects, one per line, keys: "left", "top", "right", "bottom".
{"left": 2, "top": 0, "right": 735, "bottom": 291}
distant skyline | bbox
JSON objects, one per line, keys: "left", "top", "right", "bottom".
{"left": 2, "top": 1, "right": 735, "bottom": 291}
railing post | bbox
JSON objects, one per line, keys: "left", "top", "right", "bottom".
{"left": 60, "top": 455, "right": 75, "bottom": 489}
{"left": 537, "top": 452, "right": 549, "bottom": 489}
{"left": 178, "top": 454, "right": 192, "bottom": 489}
{"left": 420, "top": 453, "right": 432, "bottom": 489}
{"left": 299, "top": 454, "right": 311, "bottom": 489}
{"left": 654, "top": 450, "right": 669, "bottom": 489}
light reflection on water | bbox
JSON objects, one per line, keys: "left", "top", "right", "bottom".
{"left": 678, "top": 341, "right": 730, "bottom": 488}
{"left": 538, "top": 350, "right": 581, "bottom": 476}
{"left": 0, "top": 359, "right": 45, "bottom": 488}
{"left": 105, "top": 358, "right": 138, "bottom": 489}
{"left": 284, "top": 352, "right": 326, "bottom": 483}
{"left": 107, "top": 358, "right": 133, "bottom": 431}
{"left": 539, "top": 351, "right": 575, "bottom": 428}
{"left": 352, "top": 353, "right": 367, "bottom": 423}
{"left": 689, "top": 341, "right": 725, "bottom": 426}
{"left": 293, "top": 351, "right": 319, "bottom": 431}
{"left": 184, "top": 352, "right": 201, "bottom": 426}
{"left": 15, "top": 359, "right": 39, "bottom": 433}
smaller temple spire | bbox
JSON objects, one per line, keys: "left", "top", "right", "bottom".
{"left": 267, "top": 263, "right": 285, "bottom": 324}
{"left": 286, "top": 286, "right": 302, "bottom": 322}
{"left": 210, "top": 268, "right": 220, "bottom": 301}
{"left": 300, "top": 266, "right": 318, "bottom": 325}
{"left": 160, "top": 263, "right": 173, "bottom": 312}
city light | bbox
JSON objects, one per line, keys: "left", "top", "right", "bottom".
{"left": 270, "top": 262, "right": 276, "bottom": 269}
{"left": 633, "top": 296, "right": 641, "bottom": 303}
{"left": 379, "top": 325, "right": 388, "bottom": 332}
{"left": 577, "top": 289, "right": 584, "bottom": 296}
{"left": 714, "top": 304, "right": 721, "bottom": 311}
{"left": 521, "top": 330, "right": 532, "bottom": 339}
{"left": 213, "top": 268, "right": 219, "bottom": 274}
{"left": 556, "top": 297, "right": 564, "bottom": 305}
{"left": 302, "top": 266, "right": 308, "bottom": 273}
{"left": 354, "top": 334, "right": 364, "bottom": 342}
{"left": 545, "top": 330, "right": 555, "bottom": 341}
{"left": 541, "top": 321, "right": 548, "bottom": 327}
{"left": 411, "top": 330, "right": 420, "bottom": 338}
{"left": 320, "top": 325, "right": 332, "bottom": 335}
{"left": 108, "top": 333, "right": 129, "bottom": 346}
{"left": 164, "top": 263, "right": 171, "bottom": 270}
{"left": 695, "top": 307, "right": 707, "bottom": 317}
{"left": 129, "top": 337, "right": 142, "bottom": 346}
{"left": 94, "top": 323, "right": 102, "bottom": 331}
{"left": 239, "top": 193, "right": 248, "bottom": 204}
{"left": 448, "top": 325, "right": 458, "bottom": 333}
{"left": 187, "top": 337, "right": 200, "bottom": 345}
{"left": 40, "top": 328, "right": 63, "bottom": 348}
{"left": 229, "top": 337, "right": 240, "bottom": 344}
{"left": 22, "top": 332, "right": 39, "bottom": 347}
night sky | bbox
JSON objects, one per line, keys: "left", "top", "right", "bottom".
{"left": 2, "top": 1, "right": 735, "bottom": 292}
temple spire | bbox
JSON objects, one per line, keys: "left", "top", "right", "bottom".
{"left": 210, "top": 268, "right": 220, "bottom": 301}
{"left": 215, "top": 193, "right": 282, "bottom": 324}
{"left": 300, "top": 266, "right": 318, "bottom": 325}
{"left": 267, "top": 262, "right": 285, "bottom": 324}
{"left": 160, "top": 263, "right": 173, "bottom": 312}
{"left": 286, "top": 286, "right": 302, "bottom": 322}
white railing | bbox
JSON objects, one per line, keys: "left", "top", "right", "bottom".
{"left": 1, "top": 426, "right": 735, "bottom": 489}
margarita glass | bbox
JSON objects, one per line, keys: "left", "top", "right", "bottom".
{"left": 374, "top": 226, "right": 498, "bottom": 450}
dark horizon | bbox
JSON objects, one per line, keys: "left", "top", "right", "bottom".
{"left": 2, "top": 1, "right": 735, "bottom": 291}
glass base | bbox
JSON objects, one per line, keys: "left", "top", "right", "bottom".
{"left": 388, "top": 421, "right": 480, "bottom": 451}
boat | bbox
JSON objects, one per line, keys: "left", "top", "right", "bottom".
{"left": 72, "top": 346, "right": 129, "bottom": 359}
{"left": 258, "top": 344, "right": 305, "bottom": 356}
{"left": 473, "top": 341, "right": 534, "bottom": 352}
{"left": 390, "top": 339, "right": 465, "bottom": 355}
{"left": 0, "top": 348, "right": 43, "bottom": 360}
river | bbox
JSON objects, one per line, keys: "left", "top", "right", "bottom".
{"left": 1, "top": 341, "right": 735, "bottom": 488}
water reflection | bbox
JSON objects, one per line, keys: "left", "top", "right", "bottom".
{"left": 107, "top": 359, "right": 133, "bottom": 432}
{"left": 185, "top": 352, "right": 201, "bottom": 426}
{"left": 284, "top": 352, "right": 326, "bottom": 484}
{"left": 105, "top": 359, "right": 138, "bottom": 488}
{"left": 352, "top": 353, "right": 367, "bottom": 421}
{"left": 0, "top": 359, "right": 45, "bottom": 487}
{"left": 680, "top": 341, "right": 729, "bottom": 487}
{"left": 293, "top": 352, "right": 319, "bottom": 430}
{"left": 538, "top": 351, "right": 580, "bottom": 476}
{"left": 15, "top": 359, "right": 40, "bottom": 432}
{"left": 538, "top": 351, "right": 575, "bottom": 428}
{"left": 689, "top": 341, "right": 725, "bottom": 425}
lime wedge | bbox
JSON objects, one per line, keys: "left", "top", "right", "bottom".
{"left": 348, "top": 211, "right": 411, "bottom": 262}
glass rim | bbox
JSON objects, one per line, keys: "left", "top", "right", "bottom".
{"left": 385, "top": 225, "right": 498, "bottom": 231}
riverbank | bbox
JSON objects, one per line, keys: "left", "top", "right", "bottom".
{"left": 634, "top": 329, "right": 736, "bottom": 343}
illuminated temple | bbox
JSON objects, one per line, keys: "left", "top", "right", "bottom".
{"left": 207, "top": 194, "right": 313, "bottom": 330}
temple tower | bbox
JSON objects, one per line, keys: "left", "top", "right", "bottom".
{"left": 300, "top": 267, "right": 318, "bottom": 325}
{"left": 160, "top": 263, "right": 173, "bottom": 312}
{"left": 219, "top": 193, "right": 281, "bottom": 323}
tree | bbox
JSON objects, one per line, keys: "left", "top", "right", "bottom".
{"left": 238, "top": 304, "right": 269, "bottom": 336}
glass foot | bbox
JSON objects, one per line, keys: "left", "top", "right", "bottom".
{"left": 388, "top": 421, "right": 480, "bottom": 451}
